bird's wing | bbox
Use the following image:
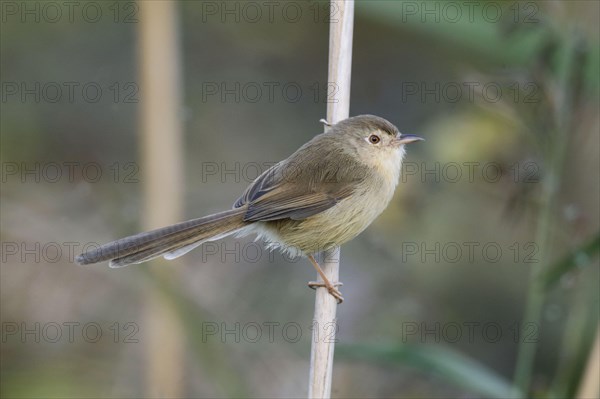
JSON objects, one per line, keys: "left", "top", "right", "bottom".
{"left": 233, "top": 138, "right": 368, "bottom": 222}
{"left": 233, "top": 161, "right": 282, "bottom": 209}
{"left": 241, "top": 184, "right": 355, "bottom": 222}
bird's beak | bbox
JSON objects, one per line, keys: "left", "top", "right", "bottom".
{"left": 395, "top": 134, "right": 424, "bottom": 146}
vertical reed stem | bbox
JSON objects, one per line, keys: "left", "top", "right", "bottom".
{"left": 308, "top": 1, "right": 354, "bottom": 397}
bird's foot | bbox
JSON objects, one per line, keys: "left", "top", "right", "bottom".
{"left": 308, "top": 281, "right": 344, "bottom": 304}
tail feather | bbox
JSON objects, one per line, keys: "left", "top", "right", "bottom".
{"left": 108, "top": 226, "right": 243, "bottom": 268}
{"left": 76, "top": 208, "right": 248, "bottom": 267}
{"left": 162, "top": 230, "right": 238, "bottom": 261}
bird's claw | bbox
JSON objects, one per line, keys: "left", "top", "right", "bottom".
{"left": 308, "top": 281, "right": 344, "bottom": 304}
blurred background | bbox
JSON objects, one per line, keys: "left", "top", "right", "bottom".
{"left": 1, "top": 1, "right": 598, "bottom": 398}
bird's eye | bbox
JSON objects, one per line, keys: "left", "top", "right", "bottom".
{"left": 368, "top": 134, "right": 381, "bottom": 144}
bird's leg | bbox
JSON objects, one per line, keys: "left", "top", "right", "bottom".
{"left": 306, "top": 254, "right": 344, "bottom": 304}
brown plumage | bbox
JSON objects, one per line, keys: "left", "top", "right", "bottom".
{"left": 76, "top": 115, "right": 423, "bottom": 302}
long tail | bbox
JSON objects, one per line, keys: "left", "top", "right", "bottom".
{"left": 75, "top": 208, "right": 248, "bottom": 268}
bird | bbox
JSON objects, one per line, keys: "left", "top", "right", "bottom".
{"left": 76, "top": 115, "right": 423, "bottom": 303}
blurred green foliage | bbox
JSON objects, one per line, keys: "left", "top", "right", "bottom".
{"left": 1, "top": 1, "right": 598, "bottom": 398}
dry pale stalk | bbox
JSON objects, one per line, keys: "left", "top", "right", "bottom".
{"left": 308, "top": 1, "right": 354, "bottom": 398}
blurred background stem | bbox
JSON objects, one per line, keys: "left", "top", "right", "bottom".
{"left": 512, "top": 31, "right": 577, "bottom": 396}
{"left": 138, "top": 1, "right": 185, "bottom": 396}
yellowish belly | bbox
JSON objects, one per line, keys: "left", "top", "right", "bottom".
{"left": 258, "top": 180, "right": 395, "bottom": 255}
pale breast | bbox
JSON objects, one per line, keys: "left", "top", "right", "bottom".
{"left": 259, "top": 170, "right": 398, "bottom": 255}
{"left": 252, "top": 147, "right": 405, "bottom": 256}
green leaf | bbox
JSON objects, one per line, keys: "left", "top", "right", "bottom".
{"left": 358, "top": 1, "right": 600, "bottom": 89}
{"left": 542, "top": 232, "right": 600, "bottom": 290}
{"left": 337, "top": 343, "right": 521, "bottom": 399}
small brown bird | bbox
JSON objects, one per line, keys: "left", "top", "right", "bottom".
{"left": 76, "top": 115, "right": 423, "bottom": 303}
